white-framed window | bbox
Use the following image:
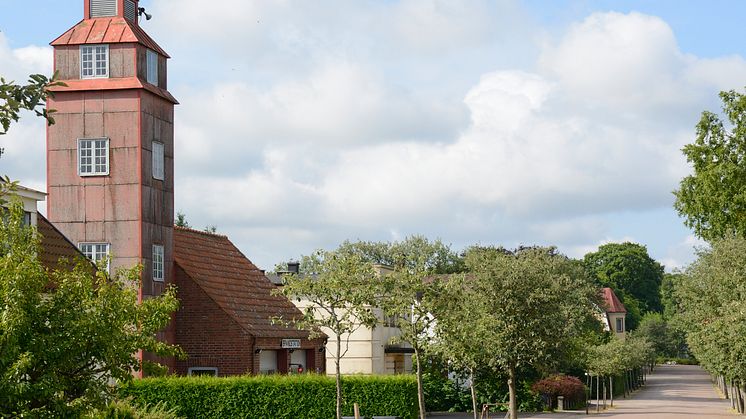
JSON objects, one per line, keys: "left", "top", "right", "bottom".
{"left": 78, "top": 138, "right": 109, "bottom": 176}
{"left": 80, "top": 242, "right": 110, "bottom": 271}
{"left": 188, "top": 367, "right": 218, "bottom": 377}
{"left": 616, "top": 317, "right": 625, "bottom": 333}
{"left": 146, "top": 49, "right": 158, "bottom": 86}
{"left": 152, "top": 141, "right": 164, "bottom": 180}
{"left": 81, "top": 44, "right": 109, "bottom": 78}
{"left": 152, "top": 244, "right": 164, "bottom": 282}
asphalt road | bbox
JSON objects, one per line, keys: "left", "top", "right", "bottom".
{"left": 431, "top": 364, "right": 734, "bottom": 419}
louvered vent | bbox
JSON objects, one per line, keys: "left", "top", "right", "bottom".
{"left": 124, "top": 0, "right": 137, "bottom": 22}
{"left": 90, "top": 0, "right": 117, "bottom": 17}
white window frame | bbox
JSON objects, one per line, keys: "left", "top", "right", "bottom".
{"left": 152, "top": 141, "right": 165, "bottom": 180}
{"left": 146, "top": 49, "right": 159, "bottom": 86}
{"left": 188, "top": 367, "right": 218, "bottom": 377}
{"left": 152, "top": 244, "right": 164, "bottom": 282}
{"left": 78, "top": 138, "right": 110, "bottom": 176}
{"left": 79, "top": 242, "right": 110, "bottom": 272}
{"left": 616, "top": 317, "right": 625, "bottom": 333}
{"left": 80, "top": 44, "right": 109, "bottom": 79}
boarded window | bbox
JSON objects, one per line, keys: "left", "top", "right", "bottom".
{"left": 124, "top": 0, "right": 137, "bottom": 22}
{"left": 152, "top": 141, "right": 164, "bottom": 180}
{"left": 90, "top": 0, "right": 117, "bottom": 17}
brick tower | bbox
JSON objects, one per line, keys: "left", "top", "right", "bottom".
{"left": 46, "top": 0, "right": 177, "bottom": 330}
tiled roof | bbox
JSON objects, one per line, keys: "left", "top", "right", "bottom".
{"left": 174, "top": 227, "right": 312, "bottom": 339}
{"left": 601, "top": 287, "right": 627, "bottom": 313}
{"left": 51, "top": 17, "right": 169, "bottom": 58}
{"left": 37, "top": 214, "right": 90, "bottom": 271}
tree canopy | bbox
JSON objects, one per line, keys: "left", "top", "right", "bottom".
{"left": 674, "top": 89, "right": 746, "bottom": 241}
{"left": 0, "top": 201, "right": 181, "bottom": 417}
{"left": 583, "top": 242, "right": 664, "bottom": 328}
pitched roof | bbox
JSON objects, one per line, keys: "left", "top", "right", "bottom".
{"left": 48, "top": 77, "right": 178, "bottom": 104}
{"left": 601, "top": 287, "right": 627, "bottom": 313}
{"left": 37, "top": 214, "right": 90, "bottom": 272}
{"left": 51, "top": 17, "right": 169, "bottom": 58}
{"left": 173, "top": 227, "right": 312, "bottom": 339}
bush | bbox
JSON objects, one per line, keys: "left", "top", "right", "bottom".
{"left": 120, "top": 374, "right": 417, "bottom": 419}
{"left": 422, "top": 372, "right": 470, "bottom": 412}
{"left": 531, "top": 374, "right": 585, "bottom": 410}
{"left": 85, "top": 399, "right": 182, "bottom": 419}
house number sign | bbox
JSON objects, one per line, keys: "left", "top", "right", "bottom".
{"left": 281, "top": 339, "right": 301, "bottom": 349}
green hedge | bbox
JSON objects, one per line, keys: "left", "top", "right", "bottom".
{"left": 120, "top": 374, "right": 418, "bottom": 419}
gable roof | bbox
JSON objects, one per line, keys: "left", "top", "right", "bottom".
{"left": 173, "top": 227, "right": 313, "bottom": 339}
{"left": 601, "top": 287, "right": 627, "bottom": 313}
{"left": 37, "top": 214, "right": 91, "bottom": 272}
{"left": 51, "top": 17, "right": 169, "bottom": 57}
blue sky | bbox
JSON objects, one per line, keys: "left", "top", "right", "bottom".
{"left": 2, "top": 0, "right": 744, "bottom": 270}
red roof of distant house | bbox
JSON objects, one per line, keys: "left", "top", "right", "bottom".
{"left": 51, "top": 17, "right": 169, "bottom": 58}
{"left": 173, "top": 227, "right": 314, "bottom": 339}
{"left": 601, "top": 287, "right": 627, "bottom": 313}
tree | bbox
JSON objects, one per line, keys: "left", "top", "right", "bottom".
{"left": 674, "top": 89, "right": 746, "bottom": 241}
{"left": 175, "top": 211, "right": 190, "bottom": 228}
{"left": 462, "top": 247, "right": 600, "bottom": 419}
{"left": 0, "top": 201, "right": 181, "bottom": 417}
{"left": 272, "top": 249, "right": 379, "bottom": 419}
{"left": 583, "top": 242, "right": 664, "bottom": 326}
{"left": 0, "top": 73, "right": 62, "bottom": 156}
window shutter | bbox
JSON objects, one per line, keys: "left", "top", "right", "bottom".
{"left": 90, "top": 0, "right": 117, "bottom": 17}
{"left": 124, "top": 0, "right": 137, "bottom": 22}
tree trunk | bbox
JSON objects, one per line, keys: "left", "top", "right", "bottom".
{"left": 596, "top": 374, "right": 600, "bottom": 413}
{"left": 610, "top": 376, "right": 614, "bottom": 407}
{"left": 738, "top": 383, "right": 745, "bottom": 415}
{"left": 414, "top": 347, "right": 426, "bottom": 419}
{"left": 336, "top": 335, "right": 342, "bottom": 419}
{"left": 603, "top": 376, "right": 607, "bottom": 409}
{"left": 508, "top": 364, "right": 518, "bottom": 419}
{"left": 469, "top": 368, "right": 479, "bottom": 419}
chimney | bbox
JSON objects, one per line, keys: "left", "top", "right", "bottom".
{"left": 287, "top": 262, "right": 300, "bottom": 274}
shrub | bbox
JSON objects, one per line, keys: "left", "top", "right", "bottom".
{"left": 531, "top": 374, "right": 585, "bottom": 410}
{"left": 120, "top": 374, "right": 417, "bottom": 419}
{"left": 422, "top": 372, "right": 470, "bottom": 412}
{"left": 85, "top": 399, "right": 182, "bottom": 419}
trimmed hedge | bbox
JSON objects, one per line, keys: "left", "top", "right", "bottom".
{"left": 120, "top": 374, "right": 418, "bottom": 419}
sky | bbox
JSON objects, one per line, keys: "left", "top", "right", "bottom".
{"left": 2, "top": 0, "right": 745, "bottom": 271}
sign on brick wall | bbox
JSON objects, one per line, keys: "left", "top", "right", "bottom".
{"left": 281, "top": 339, "right": 301, "bottom": 349}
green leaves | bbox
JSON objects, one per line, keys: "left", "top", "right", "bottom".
{"left": 0, "top": 72, "right": 64, "bottom": 136}
{"left": 0, "top": 202, "right": 182, "bottom": 417}
{"left": 674, "top": 89, "right": 746, "bottom": 241}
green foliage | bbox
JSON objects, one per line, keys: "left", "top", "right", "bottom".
{"left": 85, "top": 399, "right": 182, "bottom": 419}
{"left": 120, "top": 374, "right": 418, "bottom": 419}
{"left": 583, "top": 242, "right": 664, "bottom": 320}
{"left": 421, "top": 372, "right": 471, "bottom": 413}
{"left": 336, "top": 235, "right": 465, "bottom": 274}
{"left": 174, "top": 212, "right": 190, "bottom": 228}
{"left": 674, "top": 89, "right": 746, "bottom": 241}
{"left": 675, "top": 235, "right": 746, "bottom": 382}
{"left": 635, "top": 312, "right": 687, "bottom": 358}
{"left": 0, "top": 201, "right": 182, "bottom": 417}
{"left": 0, "top": 73, "right": 62, "bottom": 136}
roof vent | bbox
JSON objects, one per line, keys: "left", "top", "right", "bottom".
{"left": 124, "top": 0, "right": 137, "bottom": 22}
{"left": 90, "top": 0, "right": 117, "bottom": 18}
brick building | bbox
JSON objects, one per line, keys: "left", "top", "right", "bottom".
{"left": 41, "top": 0, "right": 324, "bottom": 376}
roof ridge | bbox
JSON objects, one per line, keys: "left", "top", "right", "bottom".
{"left": 174, "top": 225, "right": 228, "bottom": 238}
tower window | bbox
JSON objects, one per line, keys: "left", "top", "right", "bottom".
{"left": 152, "top": 141, "right": 164, "bottom": 180}
{"left": 81, "top": 45, "right": 109, "bottom": 78}
{"left": 90, "top": 0, "right": 117, "bottom": 18}
{"left": 80, "top": 243, "right": 110, "bottom": 271}
{"left": 146, "top": 49, "right": 158, "bottom": 86}
{"left": 78, "top": 138, "right": 109, "bottom": 176}
{"left": 152, "top": 244, "right": 164, "bottom": 282}
{"left": 616, "top": 317, "right": 624, "bottom": 333}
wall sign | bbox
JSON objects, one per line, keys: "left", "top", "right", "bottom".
{"left": 281, "top": 339, "right": 301, "bottom": 349}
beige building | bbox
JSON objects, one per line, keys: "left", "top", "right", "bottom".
{"left": 600, "top": 287, "right": 627, "bottom": 340}
{"left": 270, "top": 264, "right": 413, "bottom": 375}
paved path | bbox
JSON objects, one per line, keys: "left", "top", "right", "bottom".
{"left": 431, "top": 364, "right": 734, "bottom": 418}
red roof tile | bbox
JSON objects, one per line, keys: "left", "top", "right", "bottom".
{"left": 37, "top": 214, "right": 91, "bottom": 272}
{"left": 601, "top": 287, "right": 627, "bottom": 313}
{"left": 174, "top": 227, "right": 314, "bottom": 339}
{"left": 51, "top": 17, "right": 170, "bottom": 58}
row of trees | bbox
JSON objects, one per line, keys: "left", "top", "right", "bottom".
{"left": 275, "top": 239, "right": 613, "bottom": 419}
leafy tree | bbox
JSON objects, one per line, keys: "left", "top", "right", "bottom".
{"left": 676, "top": 234, "right": 746, "bottom": 402}
{"left": 337, "top": 235, "right": 465, "bottom": 274}
{"left": 583, "top": 242, "right": 664, "bottom": 325}
{"left": 0, "top": 73, "right": 62, "bottom": 156}
{"left": 0, "top": 201, "right": 181, "bottom": 417}
{"left": 459, "top": 246, "right": 600, "bottom": 419}
{"left": 174, "top": 211, "right": 190, "bottom": 228}
{"left": 272, "top": 249, "right": 379, "bottom": 419}
{"left": 674, "top": 89, "right": 746, "bottom": 241}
